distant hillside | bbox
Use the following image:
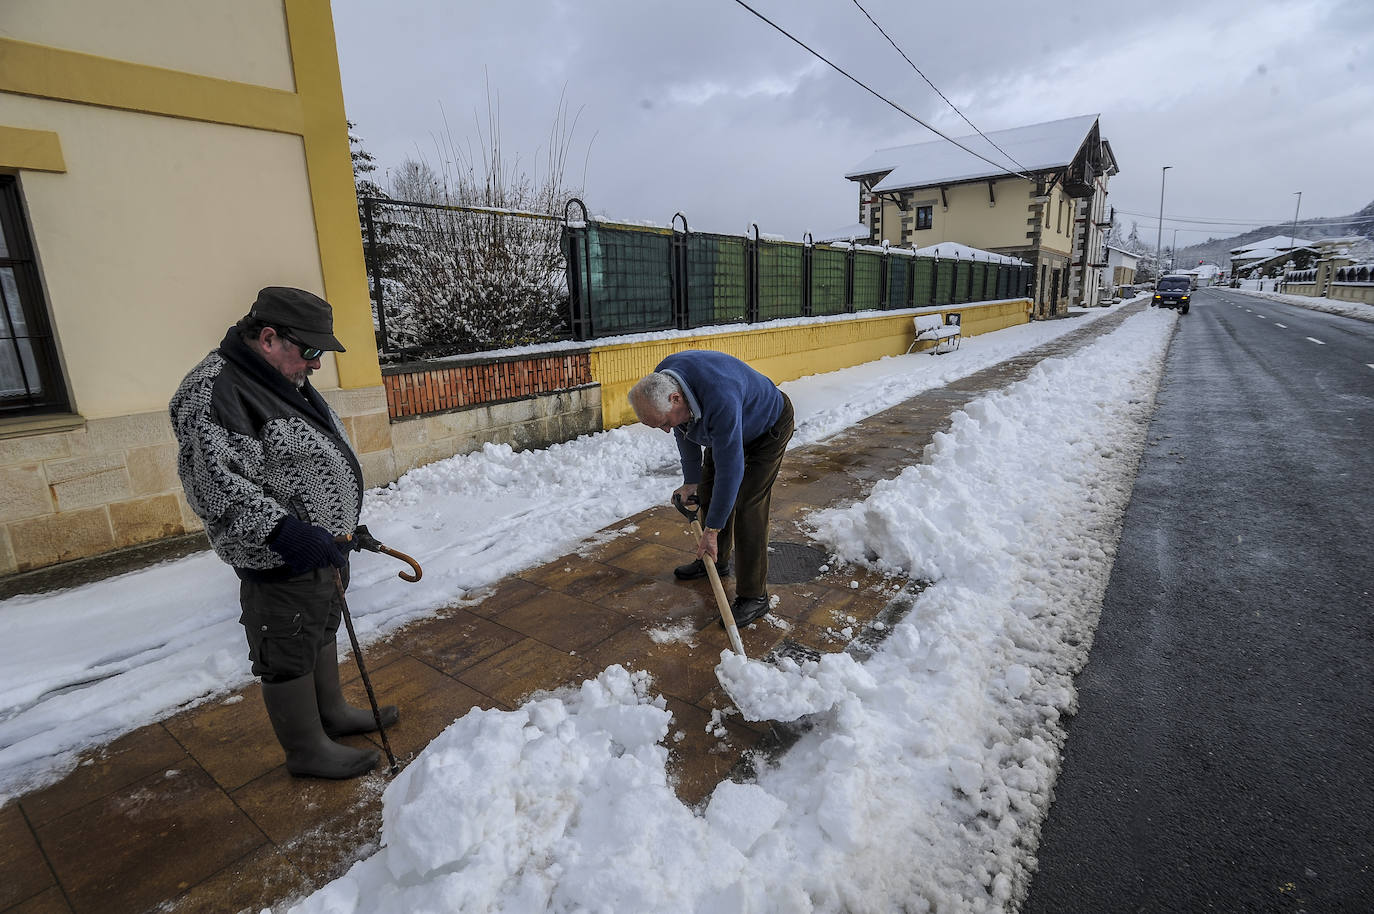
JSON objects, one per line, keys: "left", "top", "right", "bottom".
{"left": 1166, "top": 200, "right": 1374, "bottom": 269}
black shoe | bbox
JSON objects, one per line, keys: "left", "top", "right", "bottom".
{"left": 673, "top": 557, "right": 731, "bottom": 580}
{"left": 727, "top": 594, "right": 770, "bottom": 628}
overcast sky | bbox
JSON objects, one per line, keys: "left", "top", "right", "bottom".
{"left": 332, "top": 0, "right": 1374, "bottom": 247}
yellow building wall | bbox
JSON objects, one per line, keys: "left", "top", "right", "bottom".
{"left": 875, "top": 178, "right": 1046, "bottom": 253}
{"left": 0, "top": 0, "right": 378, "bottom": 411}
{"left": 593, "top": 299, "right": 1031, "bottom": 429}
{"left": 934, "top": 181, "right": 1036, "bottom": 250}
{"left": 1, "top": 0, "right": 296, "bottom": 89}
{"left": 0, "top": 1, "right": 391, "bottom": 576}
{"left": 0, "top": 94, "right": 332, "bottom": 419}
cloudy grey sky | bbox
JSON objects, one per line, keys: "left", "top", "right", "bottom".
{"left": 332, "top": 0, "right": 1374, "bottom": 246}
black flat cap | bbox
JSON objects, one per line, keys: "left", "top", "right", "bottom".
{"left": 249, "top": 287, "right": 346, "bottom": 352}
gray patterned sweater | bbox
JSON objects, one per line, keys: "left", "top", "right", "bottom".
{"left": 169, "top": 329, "right": 364, "bottom": 576}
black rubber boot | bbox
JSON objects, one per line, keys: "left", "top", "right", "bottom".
{"left": 673, "top": 557, "right": 732, "bottom": 580}
{"left": 314, "top": 639, "right": 399, "bottom": 738}
{"left": 261, "top": 673, "right": 379, "bottom": 779}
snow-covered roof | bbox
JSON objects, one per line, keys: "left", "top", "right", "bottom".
{"left": 1106, "top": 245, "right": 1139, "bottom": 259}
{"left": 814, "top": 223, "right": 871, "bottom": 243}
{"left": 1232, "top": 247, "right": 1281, "bottom": 263}
{"left": 1229, "top": 235, "right": 1312, "bottom": 254}
{"left": 912, "top": 241, "right": 1027, "bottom": 265}
{"left": 846, "top": 114, "right": 1100, "bottom": 192}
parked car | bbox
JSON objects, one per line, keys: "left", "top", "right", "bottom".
{"left": 1152, "top": 275, "right": 1192, "bottom": 313}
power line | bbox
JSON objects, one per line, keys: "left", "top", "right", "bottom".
{"left": 727, "top": 0, "right": 1031, "bottom": 181}
{"left": 1115, "top": 207, "right": 1365, "bottom": 229}
{"left": 847, "top": 0, "right": 1029, "bottom": 175}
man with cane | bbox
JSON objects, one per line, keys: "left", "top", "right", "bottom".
{"left": 170, "top": 287, "right": 398, "bottom": 779}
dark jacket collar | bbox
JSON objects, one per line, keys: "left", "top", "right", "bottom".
{"left": 218, "top": 328, "right": 337, "bottom": 434}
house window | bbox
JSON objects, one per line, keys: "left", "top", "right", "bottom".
{"left": 1, "top": 176, "right": 68, "bottom": 417}
{"left": 915, "top": 205, "right": 933, "bottom": 230}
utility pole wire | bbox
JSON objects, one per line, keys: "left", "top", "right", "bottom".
{"left": 847, "top": 0, "right": 1030, "bottom": 175}
{"left": 728, "top": 0, "right": 1031, "bottom": 181}
{"left": 1115, "top": 207, "right": 1357, "bottom": 229}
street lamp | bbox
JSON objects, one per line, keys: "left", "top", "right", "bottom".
{"left": 1290, "top": 191, "right": 1302, "bottom": 253}
{"left": 1156, "top": 165, "right": 1172, "bottom": 282}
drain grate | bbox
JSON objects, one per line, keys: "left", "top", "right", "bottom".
{"left": 767, "top": 541, "right": 829, "bottom": 585}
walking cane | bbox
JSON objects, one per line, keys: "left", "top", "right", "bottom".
{"left": 328, "top": 565, "right": 400, "bottom": 775}
{"left": 330, "top": 525, "right": 424, "bottom": 776}
{"left": 290, "top": 499, "right": 413, "bottom": 775}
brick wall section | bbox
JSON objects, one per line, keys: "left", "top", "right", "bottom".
{"left": 384, "top": 353, "right": 593, "bottom": 419}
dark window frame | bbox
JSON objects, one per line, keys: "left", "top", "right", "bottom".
{"left": 1, "top": 175, "right": 69, "bottom": 417}
{"left": 914, "top": 205, "right": 933, "bottom": 231}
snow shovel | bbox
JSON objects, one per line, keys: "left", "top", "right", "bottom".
{"left": 673, "top": 494, "right": 747, "bottom": 657}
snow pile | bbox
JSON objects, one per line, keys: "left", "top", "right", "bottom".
{"left": 1224, "top": 286, "right": 1374, "bottom": 323}
{"left": 0, "top": 310, "right": 1113, "bottom": 802}
{"left": 282, "top": 307, "right": 1176, "bottom": 913}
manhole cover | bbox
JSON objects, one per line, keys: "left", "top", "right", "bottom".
{"left": 768, "top": 541, "right": 828, "bottom": 585}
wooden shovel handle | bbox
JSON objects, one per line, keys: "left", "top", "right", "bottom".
{"left": 692, "top": 519, "right": 746, "bottom": 657}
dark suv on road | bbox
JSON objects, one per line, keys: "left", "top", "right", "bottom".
{"left": 1152, "top": 275, "right": 1192, "bottom": 313}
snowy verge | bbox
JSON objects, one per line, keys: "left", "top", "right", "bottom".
{"left": 281, "top": 308, "right": 1176, "bottom": 914}
{"left": 1221, "top": 287, "right": 1374, "bottom": 323}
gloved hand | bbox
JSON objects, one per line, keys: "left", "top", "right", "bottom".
{"left": 268, "top": 515, "right": 348, "bottom": 575}
{"left": 349, "top": 524, "right": 383, "bottom": 553}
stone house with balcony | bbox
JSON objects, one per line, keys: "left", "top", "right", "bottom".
{"left": 845, "top": 114, "right": 1118, "bottom": 317}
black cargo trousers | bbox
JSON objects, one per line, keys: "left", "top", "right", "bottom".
{"left": 696, "top": 392, "right": 794, "bottom": 600}
{"left": 238, "top": 564, "right": 348, "bottom": 684}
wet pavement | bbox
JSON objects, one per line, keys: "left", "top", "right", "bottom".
{"left": 0, "top": 303, "right": 1142, "bottom": 914}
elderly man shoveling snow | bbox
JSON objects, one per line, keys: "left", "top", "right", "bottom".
{"left": 628, "top": 349, "right": 794, "bottom": 629}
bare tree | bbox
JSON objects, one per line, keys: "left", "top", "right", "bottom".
{"left": 376, "top": 85, "right": 589, "bottom": 353}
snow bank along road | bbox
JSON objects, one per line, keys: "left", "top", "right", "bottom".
{"left": 279, "top": 307, "right": 1177, "bottom": 913}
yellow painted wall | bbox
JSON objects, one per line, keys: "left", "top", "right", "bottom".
{"left": 0, "top": 94, "right": 332, "bottom": 419}
{"left": 0, "top": 0, "right": 379, "bottom": 423}
{"left": 934, "top": 181, "right": 1036, "bottom": 250}
{"left": 1, "top": 0, "right": 296, "bottom": 90}
{"left": 1040, "top": 186, "right": 1072, "bottom": 256}
{"left": 593, "top": 299, "right": 1031, "bottom": 428}
{"left": 874, "top": 177, "right": 1047, "bottom": 254}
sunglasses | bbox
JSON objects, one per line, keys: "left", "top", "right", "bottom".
{"left": 277, "top": 329, "right": 323, "bottom": 360}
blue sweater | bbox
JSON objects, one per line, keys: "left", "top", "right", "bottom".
{"left": 657, "top": 350, "right": 784, "bottom": 530}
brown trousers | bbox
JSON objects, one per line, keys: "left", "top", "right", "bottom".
{"left": 698, "top": 392, "right": 794, "bottom": 599}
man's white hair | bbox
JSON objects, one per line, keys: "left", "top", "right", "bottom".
{"left": 627, "top": 372, "right": 681, "bottom": 420}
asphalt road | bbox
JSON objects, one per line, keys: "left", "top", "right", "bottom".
{"left": 1022, "top": 288, "right": 1374, "bottom": 913}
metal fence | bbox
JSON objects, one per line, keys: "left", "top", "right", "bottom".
{"left": 360, "top": 195, "right": 573, "bottom": 359}
{"left": 360, "top": 195, "right": 1032, "bottom": 357}
{"left": 561, "top": 203, "right": 1031, "bottom": 341}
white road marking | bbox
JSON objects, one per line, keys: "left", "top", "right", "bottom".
{"left": 1257, "top": 314, "right": 1267, "bottom": 319}
{"left": 1306, "top": 337, "right": 1326, "bottom": 345}
{"left": 1274, "top": 323, "right": 1287, "bottom": 328}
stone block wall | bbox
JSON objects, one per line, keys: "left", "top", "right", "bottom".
{"left": 1, "top": 352, "right": 603, "bottom": 577}
{"left": 0, "top": 412, "right": 198, "bottom": 575}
